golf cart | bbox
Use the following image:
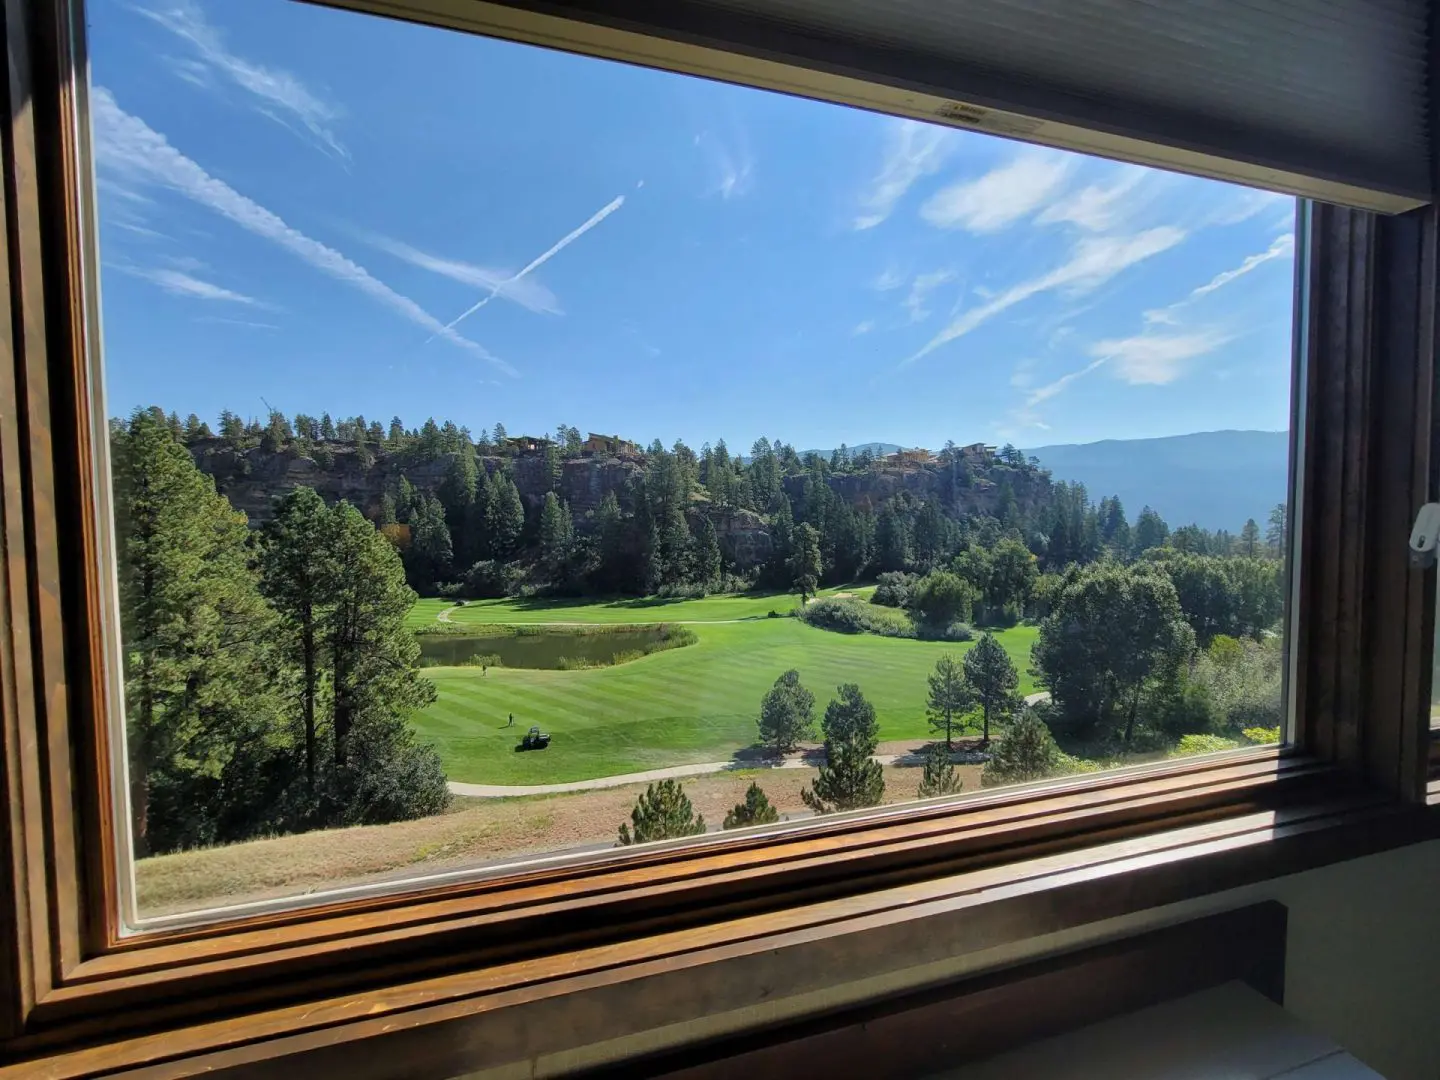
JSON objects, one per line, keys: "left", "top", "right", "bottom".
{"left": 518, "top": 725, "right": 551, "bottom": 751}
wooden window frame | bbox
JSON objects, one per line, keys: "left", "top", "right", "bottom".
{"left": 1, "top": 0, "right": 1438, "bottom": 1074}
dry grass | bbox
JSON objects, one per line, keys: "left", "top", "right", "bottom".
{"left": 135, "top": 760, "right": 984, "bottom": 918}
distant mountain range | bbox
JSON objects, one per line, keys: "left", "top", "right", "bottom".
{"left": 1022, "top": 430, "right": 1289, "bottom": 532}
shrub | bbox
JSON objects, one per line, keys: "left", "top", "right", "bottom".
{"left": 798, "top": 596, "right": 913, "bottom": 637}
{"left": 872, "top": 571, "right": 917, "bottom": 608}
{"left": 1242, "top": 725, "right": 1281, "bottom": 745}
{"left": 617, "top": 779, "right": 706, "bottom": 845}
{"left": 1174, "top": 733, "right": 1240, "bottom": 756}
{"left": 462, "top": 559, "right": 517, "bottom": 599}
{"left": 1189, "top": 635, "right": 1283, "bottom": 732}
{"left": 981, "top": 707, "right": 1060, "bottom": 787}
{"left": 722, "top": 781, "right": 781, "bottom": 829}
{"left": 917, "top": 742, "right": 963, "bottom": 799}
{"left": 908, "top": 570, "right": 977, "bottom": 628}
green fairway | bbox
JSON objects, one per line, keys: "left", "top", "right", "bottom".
{"left": 412, "top": 615, "right": 1037, "bottom": 785}
{"left": 407, "top": 585, "right": 873, "bottom": 630}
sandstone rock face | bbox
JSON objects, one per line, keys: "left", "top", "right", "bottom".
{"left": 698, "top": 507, "right": 773, "bottom": 567}
{"left": 190, "top": 442, "right": 1046, "bottom": 573}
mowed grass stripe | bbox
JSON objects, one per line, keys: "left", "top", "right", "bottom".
{"left": 412, "top": 617, "right": 1038, "bottom": 784}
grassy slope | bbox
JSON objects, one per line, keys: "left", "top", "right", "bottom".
{"left": 412, "top": 608, "right": 1037, "bottom": 784}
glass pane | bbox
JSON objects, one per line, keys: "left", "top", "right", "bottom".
{"left": 84, "top": 0, "right": 1297, "bottom": 929}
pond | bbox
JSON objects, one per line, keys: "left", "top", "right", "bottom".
{"left": 417, "top": 626, "right": 684, "bottom": 670}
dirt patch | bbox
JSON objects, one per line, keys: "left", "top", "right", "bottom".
{"left": 135, "top": 761, "right": 984, "bottom": 919}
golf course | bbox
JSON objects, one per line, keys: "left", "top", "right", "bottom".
{"left": 408, "top": 587, "right": 1038, "bottom": 785}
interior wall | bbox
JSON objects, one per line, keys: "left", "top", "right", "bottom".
{"left": 490, "top": 841, "right": 1440, "bottom": 1080}
{"left": 1011, "top": 840, "right": 1440, "bottom": 1080}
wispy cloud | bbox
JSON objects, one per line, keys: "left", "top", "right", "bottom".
{"left": 1089, "top": 330, "right": 1232, "bottom": 385}
{"left": 1190, "top": 233, "right": 1295, "bottom": 300}
{"left": 900, "top": 227, "right": 1186, "bottom": 368}
{"left": 117, "top": 264, "right": 260, "bottom": 304}
{"left": 1035, "top": 164, "right": 1147, "bottom": 232}
{"left": 91, "top": 87, "right": 513, "bottom": 374}
{"left": 1208, "top": 188, "right": 1290, "bottom": 227}
{"left": 1027, "top": 357, "right": 1107, "bottom": 405}
{"left": 434, "top": 195, "right": 625, "bottom": 338}
{"left": 854, "top": 119, "right": 952, "bottom": 230}
{"left": 695, "top": 130, "right": 754, "bottom": 200}
{"left": 921, "top": 152, "right": 1072, "bottom": 233}
{"left": 366, "top": 235, "right": 561, "bottom": 315}
{"left": 852, "top": 319, "right": 876, "bottom": 336}
{"left": 903, "top": 270, "right": 955, "bottom": 323}
{"left": 194, "top": 315, "right": 280, "bottom": 330}
{"left": 135, "top": 0, "right": 347, "bottom": 161}
{"left": 1145, "top": 233, "right": 1294, "bottom": 324}
{"left": 872, "top": 266, "right": 905, "bottom": 292}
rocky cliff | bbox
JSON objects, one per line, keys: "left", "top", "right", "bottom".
{"left": 188, "top": 440, "right": 646, "bottom": 525}
{"left": 188, "top": 441, "right": 1047, "bottom": 569}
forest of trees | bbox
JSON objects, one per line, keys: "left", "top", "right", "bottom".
{"left": 160, "top": 406, "right": 1289, "bottom": 614}
{"left": 113, "top": 410, "right": 448, "bottom": 855}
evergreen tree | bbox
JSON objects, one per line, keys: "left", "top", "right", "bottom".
{"left": 324, "top": 506, "right": 434, "bottom": 771}
{"left": 320, "top": 413, "right": 337, "bottom": 440}
{"left": 1132, "top": 506, "right": 1169, "bottom": 556}
{"left": 260, "top": 487, "right": 334, "bottom": 796}
{"left": 789, "top": 521, "right": 822, "bottom": 603}
{"left": 722, "top": 781, "right": 781, "bottom": 829}
{"left": 490, "top": 473, "right": 525, "bottom": 559}
{"left": 926, "top": 654, "right": 974, "bottom": 750}
{"left": 406, "top": 495, "right": 454, "bottom": 591}
{"left": 1240, "top": 518, "right": 1262, "bottom": 557}
{"left": 963, "top": 633, "right": 1020, "bottom": 744}
{"left": 538, "top": 491, "right": 574, "bottom": 574}
{"left": 219, "top": 409, "right": 245, "bottom": 443}
{"left": 757, "top": 669, "right": 816, "bottom": 755}
{"left": 386, "top": 415, "right": 404, "bottom": 446}
{"left": 592, "top": 489, "right": 632, "bottom": 592}
{"left": 617, "top": 779, "right": 706, "bottom": 845}
{"left": 802, "top": 684, "right": 884, "bottom": 813}
{"left": 1266, "top": 503, "right": 1288, "bottom": 558}
{"left": 917, "top": 741, "right": 963, "bottom": 799}
{"left": 438, "top": 444, "right": 479, "bottom": 549}
{"left": 875, "top": 499, "right": 911, "bottom": 572}
{"left": 694, "top": 516, "right": 722, "bottom": 588}
{"left": 112, "top": 409, "right": 284, "bottom": 855}
{"left": 981, "top": 707, "right": 1060, "bottom": 787}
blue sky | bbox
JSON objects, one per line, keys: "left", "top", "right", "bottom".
{"left": 88, "top": 0, "right": 1297, "bottom": 452}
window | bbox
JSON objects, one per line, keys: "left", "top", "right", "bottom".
{"left": 78, "top": 0, "right": 1305, "bottom": 930}
{"left": 1, "top": 0, "right": 1433, "bottom": 1071}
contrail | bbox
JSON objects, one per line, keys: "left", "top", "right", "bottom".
{"left": 429, "top": 195, "right": 626, "bottom": 341}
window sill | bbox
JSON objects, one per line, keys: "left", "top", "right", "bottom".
{"left": 4, "top": 753, "right": 1435, "bottom": 1078}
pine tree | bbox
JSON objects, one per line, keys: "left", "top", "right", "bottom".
{"left": 490, "top": 473, "right": 525, "bottom": 559}
{"left": 802, "top": 684, "right": 884, "bottom": 813}
{"left": 324, "top": 503, "right": 439, "bottom": 774}
{"left": 722, "top": 781, "right": 781, "bottom": 829}
{"left": 926, "top": 654, "right": 974, "bottom": 750}
{"left": 538, "top": 491, "right": 574, "bottom": 574}
{"left": 617, "top": 779, "right": 706, "bottom": 844}
{"left": 757, "top": 669, "right": 816, "bottom": 755}
{"left": 406, "top": 495, "right": 454, "bottom": 591}
{"left": 917, "top": 741, "right": 963, "bottom": 799}
{"left": 320, "top": 413, "right": 337, "bottom": 440}
{"left": 218, "top": 409, "right": 245, "bottom": 444}
{"left": 981, "top": 707, "right": 1060, "bottom": 787}
{"left": 963, "top": 633, "right": 1020, "bottom": 744}
{"left": 789, "top": 522, "right": 822, "bottom": 604}
{"left": 694, "top": 517, "right": 722, "bottom": 588}
{"left": 260, "top": 487, "right": 334, "bottom": 796}
{"left": 1266, "top": 503, "right": 1288, "bottom": 558}
{"left": 593, "top": 490, "right": 631, "bottom": 592}
{"left": 112, "top": 409, "right": 284, "bottom": 855}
